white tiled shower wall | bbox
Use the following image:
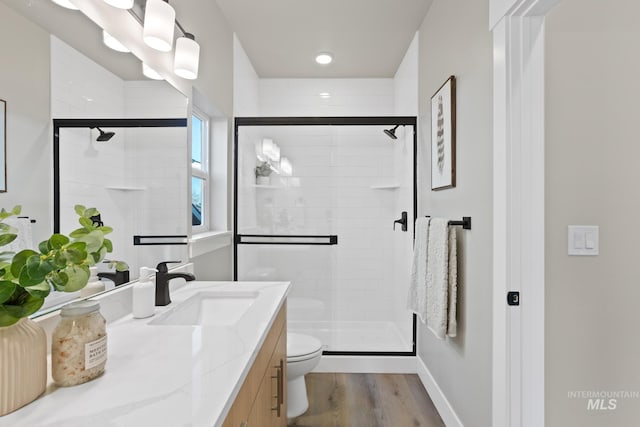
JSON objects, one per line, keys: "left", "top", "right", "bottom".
{"left": 235, "top": 72, "right": 416, "bottom": 349}
{"left": 51, "top": 36, "right": 188, "bottom": 299}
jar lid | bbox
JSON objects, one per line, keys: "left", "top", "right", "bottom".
{"left": 60, "top": 300, "right": 100, "bottom": 317}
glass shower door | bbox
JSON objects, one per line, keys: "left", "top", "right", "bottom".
{"left": 235, "top": 120, "right": 414, "bottom": 354}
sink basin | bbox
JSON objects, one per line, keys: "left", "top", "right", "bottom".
{"left": 149, "top": 291, "right": 259, "bottom": 326}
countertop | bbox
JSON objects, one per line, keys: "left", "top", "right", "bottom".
{"left": 0, "top": 281, "right": 290, "bottom": 427}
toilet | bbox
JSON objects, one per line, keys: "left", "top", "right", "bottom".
{"left": 286, "top": 332, "right": 323, "bottom": 418}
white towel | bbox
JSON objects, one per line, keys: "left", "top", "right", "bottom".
{"left": 407, "top": 217, "right": 430, "bottom": 322}
{"left": 446, "top": 225, "right": 457, "bottom": 338}
{"left": 2, "top": 217, "right": 34, "bottom": 253}
{"left": 426, "top": 218, "right": 449, "bottom": 339}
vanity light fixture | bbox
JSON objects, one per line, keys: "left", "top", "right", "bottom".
{"left": 103, "top": 0, "right": 134, "bottom": 9}
{"left": 174, "top": 32, "right": 200, "bottom": 80}
{"left": 315, "top": 52, "right": 333, "bottom": 65}
{"left": 143, "top": 0, "right": 176, "bottom": 52}
{"left": 142, "top": 63, "right": 164, "bottom": 80}
{"left": 280, "top": 157, "right": 293, "bottom": 176}
{"left": 102, "top": 30, "right": 130, "bottom": 53}
{"left": 51, "top": 0, "right": 79, "bottom": 10}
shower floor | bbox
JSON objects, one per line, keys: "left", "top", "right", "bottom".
{"left": 288, "top": 320, "right": 412, "bottom": 353}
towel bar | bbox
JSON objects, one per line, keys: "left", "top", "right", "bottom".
{"left": 424, "top": 216, "right": 471, "bottom": 230}
{"left": 17, "top": 216, "right": 36, "bottom": 224}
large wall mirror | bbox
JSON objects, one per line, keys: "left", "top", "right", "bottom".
{"left": 0, "top": 99, "right": 5, "bottom": 192}
{"left": 0, "top": 0, "right": 191, "bottom": 313}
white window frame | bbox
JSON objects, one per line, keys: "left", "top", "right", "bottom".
{"left": 191, "top": 107, "right": 210, "bottom": 234}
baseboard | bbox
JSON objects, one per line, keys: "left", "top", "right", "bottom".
{"left": 416, "top": 357, "right": 464, "bottom": 427}
{"left": 313, "top": 355, "right": 417, "bottom": 373}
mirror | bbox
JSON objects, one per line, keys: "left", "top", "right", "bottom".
{"left": 0, "top": 98, "right": 5, "bottom": 192}
{"left": 0, "top": 0, "right": 191, "bottom": 313}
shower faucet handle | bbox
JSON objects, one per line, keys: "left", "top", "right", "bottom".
{"left": 393, "top": 211, "right": 408, "bottom": 232}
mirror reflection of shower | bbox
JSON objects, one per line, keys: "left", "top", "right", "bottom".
{"left": 91, "top": 126, "right": 116, "bottom": 142}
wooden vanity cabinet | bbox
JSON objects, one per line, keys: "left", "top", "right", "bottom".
{"left": 222, "top": 303, "right": 287, "bottom": 427}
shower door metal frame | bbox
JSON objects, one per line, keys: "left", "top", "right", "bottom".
{"left": 53, "top": 118, "right": 187, "bottom": 233}
{"left": 233, "top": 116, "right": 417, "bottom": 357}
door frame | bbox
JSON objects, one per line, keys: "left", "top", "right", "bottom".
{"left": 233, "top": 116, "right": 417, "bottom": 356}
{"left": 491, "top": 0, "right": 561, "bottom": 426}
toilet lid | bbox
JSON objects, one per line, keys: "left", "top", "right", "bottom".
{"left": 287, "top": 333, "right": 322, "bottom": 358}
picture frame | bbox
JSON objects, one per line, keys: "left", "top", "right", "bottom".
{"left": 430, "top": 75, "right": 456, "bottom": 190}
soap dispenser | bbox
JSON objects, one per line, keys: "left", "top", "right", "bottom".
{"left": 80, "top": 266, "right": 105, "bottom": 298}
{"left": 133, "top": 267, "right": 157, "bottom": 319}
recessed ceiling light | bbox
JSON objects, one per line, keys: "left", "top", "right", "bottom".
{"left": 315, "top": 53, "right": 333, "bottom": 65}
{"left": 319, "top": 92, "right": 331, "bottom": 99}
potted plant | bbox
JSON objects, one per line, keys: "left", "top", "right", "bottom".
{"left": 0, "top": 204, "right": 124, "bottom": 416}
{"left": 255, "top": 161, "right": 273, "bottom": 185}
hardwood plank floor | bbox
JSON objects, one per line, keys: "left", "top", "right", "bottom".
{"left": 288, "top": 373, "right": 445, "bottom": 427}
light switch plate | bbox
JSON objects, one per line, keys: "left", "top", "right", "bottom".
{"left": 568, "top": 225, "right": 599, "bottom": 256}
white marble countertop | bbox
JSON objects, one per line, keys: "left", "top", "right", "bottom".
{"left": 0, "top": 281, "right": 290, "bottom": 427}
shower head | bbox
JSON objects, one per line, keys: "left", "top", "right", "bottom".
{"left": 383, "top": 125, "right": 400, "bottom": 140}
{"left": 91, "top": 127, "right": 115, "bottom": 142}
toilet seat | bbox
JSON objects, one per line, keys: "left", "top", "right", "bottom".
{"left": 287, "top": 333, "right": 322, "bottom": 362}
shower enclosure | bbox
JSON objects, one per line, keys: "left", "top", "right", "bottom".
{"left": 234, "top": 117, "right": 416, "bottom": 355}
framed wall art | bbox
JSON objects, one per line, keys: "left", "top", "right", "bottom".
{"left": 431, "top": 75, "right": 456, "bottom": 190}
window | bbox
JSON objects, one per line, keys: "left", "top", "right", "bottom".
{"left": 191, "top": 109, "right": 209, "bottom": 232}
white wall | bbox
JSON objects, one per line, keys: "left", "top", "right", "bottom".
{"left": 417, "top": 1, "right": 493, "bottom": 426}
{"left": 259, "top": 79, "right": 394, "bottom": 116}
{"left": 0, "top": 2, "right": 52, "bottom": 244}
{"left": 233, "top": 35, "right": 260, "bottom": 117}
{"left": 545, "top": 0, "right": 640, "bottom": 424}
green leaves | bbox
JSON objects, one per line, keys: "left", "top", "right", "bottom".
{"left": 10, "top": 250, "right": 38, "bottom": 278}
{"left": 0, "top": 206, "right": 21, "bottom": 221}
{"left": 0, "top": 287, "right": 45, "bottom": 327}
{"left": 0, "top": 233, "right": 17, "bottom": 248}
{"left": 0, "top": 206, "right": 20, "bottom": 249}
{"left": 0, "top": 204, "right": 124, "bottom": 326}
{"left": 0, "top": 281, "right": 16, "bottom": 304}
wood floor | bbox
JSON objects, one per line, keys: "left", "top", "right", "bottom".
{"left": 288, "top": 373, "right": 445, "bottom": 427}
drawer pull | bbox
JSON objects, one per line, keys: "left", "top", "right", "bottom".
{"left": 271, "top": 359, "right": 284, "bottom": 417}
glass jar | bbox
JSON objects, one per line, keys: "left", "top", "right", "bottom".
{"left": 52, "top": 300, "right": 107, "bottom": 386}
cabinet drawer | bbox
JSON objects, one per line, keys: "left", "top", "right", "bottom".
{"left": 222, "top": 302, "right": 286, "bottom": 427}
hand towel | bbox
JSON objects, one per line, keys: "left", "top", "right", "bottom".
{"left": 426, "top": 218, "right": 449, "bottom": 339}
{"left": 446, "top": 225, "right": 457, "bottom": 338}
{"left": 407, "top": 217, "right": 430, "bottom": 322}
{"left": 2, "top": 217, "right": 34, "bottom": 253}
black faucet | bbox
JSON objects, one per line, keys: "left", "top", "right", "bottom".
{"left": 97, "top": 270, "right": 130, "bottom": 286}
{"left": 155, "top": 261, "right": 196, "bottom": 306}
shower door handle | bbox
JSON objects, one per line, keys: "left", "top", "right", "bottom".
{"left": 393, "top": 211, "right": 408, "bottom": 232}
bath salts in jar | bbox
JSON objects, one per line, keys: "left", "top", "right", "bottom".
{"left": 52, "top": 300, "right": 107, "bottom": 386}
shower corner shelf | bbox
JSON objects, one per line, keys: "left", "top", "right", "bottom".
{"left": 105, "top": 185, "right": 147, "bottom": 191}
{"left": 369, "top": 184, "right": 400, "bottom": 190}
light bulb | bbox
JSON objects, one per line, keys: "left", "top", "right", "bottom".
{"left": 103, "top": 0, "right": 134, "bottom": 9}
{"left": 174, "top": 34, "right": 200, "bottom": 80}
{"left": 142, "top": 63, "right": 164, "bottom": 80}
{"left": 51, "top": 0, "right": 79, "bottom": 10}
{"left": 102, "top": 30, "right": 130, "bottom": 53}
{"left": 143, "top": 0, "right": 176, "bottom": 52}
{"left": 315, "top": 53, "right": 333, "bottom": 65}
